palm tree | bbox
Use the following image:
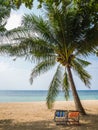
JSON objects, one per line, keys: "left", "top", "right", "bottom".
{"left": 0, "top": 1, "right": 97, "bottom": 115}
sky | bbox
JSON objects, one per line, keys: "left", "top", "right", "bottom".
{"left": 0, "top": 1, "right": 98, "bottom": 90}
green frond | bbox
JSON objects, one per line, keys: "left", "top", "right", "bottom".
{"left": 44, "top": 3, "right": 68, "bottom": 47}
{"left": 46, "top": 65, "right": 62, "bottom": 109}
{"left": 22, "top": 14, "right": 58, "bottom": 45}
{"left": 72, "top": 60, "right": 91, "bottom": 87}
{"left": 76, "top": 58, "right": 91, "bottom": 67}
{"left": 0, "top": 37, "right": 55, "bottom": 62}
{"left": 5, "top": 27, "right": 29, "bottom": 39}
{"left": 30, "top": 58, "right": 56, "bottom": 84}
{"left": 0, "top": 44, "right": 17, "bottom": 55}
{"left": 62, "top": 69, "right": 70, "bottom": 100}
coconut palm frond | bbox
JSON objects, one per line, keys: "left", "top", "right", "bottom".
{"left": 62, "top": 69, "right": 70, "bottom": 100}
{"left": 46, "top": 65, "right": 62, "bottom": 109}
{"left": 5, "top": 27, "right": 29, "bottom": 39}
{"left": 0, "top": 44, "right": 17, "bottom": 55}
{"left": 76, "top": 58, "right": 91, "bottom": 67}
{"left": 17, "top": 37, "right": 55, "bottom": 60}
{"left": 44, "top": 3, "right": 68, "bottom": 48}
{"left": 22, "top": 14, "right": 58, "bottom": 45}
{"left": 72, "top": 60, "right": 91, "bottom": 87}
{"left": 0, "top": 36, "right": 55, "bottom": 61}
{"left": 30, "top": 58, "right": 56, "bottom": 84}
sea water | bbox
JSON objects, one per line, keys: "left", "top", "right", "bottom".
{"left": 0, "top": 90, "right": 98, "bottom": 102}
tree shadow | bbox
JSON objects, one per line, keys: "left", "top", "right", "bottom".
{"left": 0, "top": 119, "right": 58, "bottom": 130}
{"left": 78, "top": 113, "right": 98, "bottom": 130}
{"left": 0, "top": 114, "right": 98, "bottom": 130}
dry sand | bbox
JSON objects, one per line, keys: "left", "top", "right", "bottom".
{"left": 0, "top": 100, "right": 98, "bottom": 130}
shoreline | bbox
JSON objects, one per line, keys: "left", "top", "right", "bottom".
{"left": 0, "top": 99, "right": 98, "bottom": 103}
{"left": 0, "top": 100, "right": 98, "bottom": 130}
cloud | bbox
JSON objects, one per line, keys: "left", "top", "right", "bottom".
{"left": 5, "top": 11, "right": 23, "bottom": 30}
{"left": 5, "top": 1, "right": 43, "bottom": 31}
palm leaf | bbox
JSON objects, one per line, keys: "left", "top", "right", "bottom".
{"left": 22, "top": 14, "right": 58, "bottom": 45}
{"left": 62, "top": 69, "right": 70, "bottom": 100}
{"left": 30, "top": 58, "right": 56, "bottom": 84}
{"left": 76, "top": 58, "right": 91, "bottom": 67}
{"left": 72, "top": 59, "right": 91, "bottom": 87}
{"left": 0, "top": 37, "right": 55, "bottom": 61}
{"left": 46, "top": 65, "right": 62, "bottom": 109}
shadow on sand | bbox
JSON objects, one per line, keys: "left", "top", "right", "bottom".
{"left": 0, "top": 114, "right": 98, "bottom": 130}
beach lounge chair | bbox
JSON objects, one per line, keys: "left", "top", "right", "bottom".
{"left": 54, "top": 110, "right": 80, "bottom": 125}
{"left": 67, "top": 110, "right": 80, "bottom": 125}
{"left": 54, "top": 110, "right": 68, "bottom": 125}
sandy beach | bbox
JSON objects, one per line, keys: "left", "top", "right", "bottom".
{"left": 0, "top": 100, "right": 98, "bottom": 130}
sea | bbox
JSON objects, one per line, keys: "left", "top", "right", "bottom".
{"left": 0, "top": 90, "right": 98, "bottom": 102}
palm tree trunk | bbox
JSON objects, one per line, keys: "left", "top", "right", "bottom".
{"left": 67, "top": 66, "right": 86, "bottom": 115}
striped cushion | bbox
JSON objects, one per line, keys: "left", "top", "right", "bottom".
{"left": 68, "top": 112, "right": 79, "bottom": 118}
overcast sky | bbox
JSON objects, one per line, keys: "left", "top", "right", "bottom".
{"left": 0, "top": 2, "right": 98, "bottom": 90}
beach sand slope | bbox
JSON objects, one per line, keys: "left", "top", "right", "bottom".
{"left": 0, "top": 100, "right": 98, "bottom": 130}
